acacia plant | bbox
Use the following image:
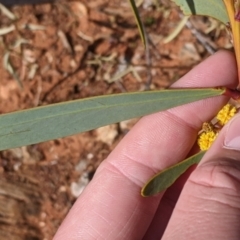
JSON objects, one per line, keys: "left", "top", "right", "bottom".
{"left": 0, "top": 0, "right": 239, "bottom": 197}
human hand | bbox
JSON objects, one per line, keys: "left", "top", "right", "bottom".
{"left": 53, "top": 50, "right": 240, "bottom": 240}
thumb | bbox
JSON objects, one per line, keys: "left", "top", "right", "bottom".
{"left": 162, "top": 114, "right": 240, "bottom": 240}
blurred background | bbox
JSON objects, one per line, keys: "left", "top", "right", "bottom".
{"left": 0, "top": 0, "right": 231, "bottom": 239}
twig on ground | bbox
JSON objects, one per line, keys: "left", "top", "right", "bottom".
{"left": 144, "top": 29, "right": 152, "bottom": 90}
{"left": 185, "top": 19, "right": 217, "bottom": 54}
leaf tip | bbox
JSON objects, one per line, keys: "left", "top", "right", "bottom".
{"left": 141, "top": 177, "right": 166, "bottom": 197}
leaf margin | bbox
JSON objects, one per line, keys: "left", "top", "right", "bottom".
{"left": 0, "top": 88, "right": 224, "bottom": 151}
{"left": 141, "top": 151, "right": 206, "bottom": 197}
{"left": 171, "top": 0, "right": 229, "bottom": 24}
{"left": 128, "top": 0, "right": 146, "bottom": 47}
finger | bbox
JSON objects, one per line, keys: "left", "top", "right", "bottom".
{"left": 54, "top": 50, "right": 238, "bottom": 240}
{"left": 143, "top": 165, "right": 196, "bottom": 240}
{"left": 144, "top": 49, "right": 238, "bottom": 239}
{"left": 162, "top": 114, "right": 240, "bottom": 240}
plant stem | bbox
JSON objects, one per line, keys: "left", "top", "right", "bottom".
{"left": 223, "top": 0, "right": 240, "bottom": 89}
{"left": 224, "top": 87, "right": 240, "bottom": 100}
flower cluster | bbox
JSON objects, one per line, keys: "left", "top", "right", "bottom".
{"left": 197, "top": 104, "right": 237, "bottom": 151}
{"left": 216, "top": 104, "right": 237, "bottom": 125}
{"left": 197, "top": 123, "right": 217, "bottom": 151}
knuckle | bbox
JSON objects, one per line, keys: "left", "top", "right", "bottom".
{"left": 187, "top": 157, "right": 240, "bottom": 209}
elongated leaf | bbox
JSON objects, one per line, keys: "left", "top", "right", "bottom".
{"left": 172, "top": 0, "right": 229, "bottom": 24}
{"left": 141, "top": 151, "right": 205, "bottom": 197}
{"left": 128, "top": 0, "right": 146, "bottom": 47}
{"left": 0, "top": 88, "right": 224, "bottom": 151}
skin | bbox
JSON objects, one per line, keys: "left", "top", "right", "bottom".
{"left": 54, "top": 50, "right": 240, "bottom": 240}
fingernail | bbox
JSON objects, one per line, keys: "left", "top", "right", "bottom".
{"left": 224, "top": 115, "right": 240, "bottom": 150}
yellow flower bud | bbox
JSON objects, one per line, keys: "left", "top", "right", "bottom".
{"left": 198, "top": 130, "right": 217, "bottom": 151}
{"left": 216, "top": 104, "right": 237, "bottom": 125}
